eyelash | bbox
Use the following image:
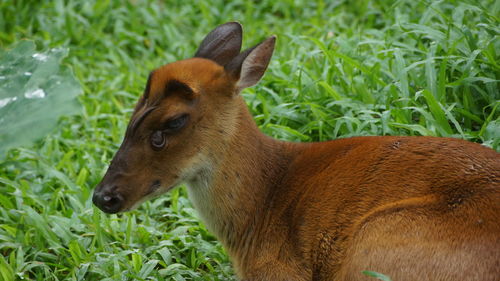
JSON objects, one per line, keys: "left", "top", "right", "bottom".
{"left": 163, "top": 114, "right": 189, "bottom": 132}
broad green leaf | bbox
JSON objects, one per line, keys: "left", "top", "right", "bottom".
{"left": 0, "top": 41, "right": 82, "bottom": 158}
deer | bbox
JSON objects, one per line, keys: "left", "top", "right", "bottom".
{"left": 92, "top": 22, "right": 500, "bottom": 281}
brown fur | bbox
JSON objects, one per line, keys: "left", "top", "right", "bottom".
{"left": 199, "top": 101, "right": 500, "bottom": 281}
{"left": 94, "top": 26, "right": 500, "bottom": 281}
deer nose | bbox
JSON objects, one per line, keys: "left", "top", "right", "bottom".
{"left": 92, "top": 187, "right": 124, "bottom": 214}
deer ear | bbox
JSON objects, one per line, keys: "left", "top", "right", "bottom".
{"left": 194, "top": 22, "right": 243, "bottom": 66}
{"left": 225, "top": 36, "right": 276, "bottom": 93}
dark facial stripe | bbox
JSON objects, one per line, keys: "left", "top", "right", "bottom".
{"left": 165, "top": 79, "right": 194, "bottom": 99}
{"left": 128, "top": 105, "right": 157, "bottom": 136}
{"left": 143, "top": 71, "right": 155, "bottom": 100}
{"left": 127, "top": 78, "right": 193, "bottom": 136}
{"left": 127, "top": 71, "right": 157, "bottom": 136}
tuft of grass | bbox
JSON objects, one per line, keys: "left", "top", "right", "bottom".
{"left": 362, "top": 270, "right": 393, "bottom": 281}
{"left": 0, "top": 0, "right": 498, "bottom": 280}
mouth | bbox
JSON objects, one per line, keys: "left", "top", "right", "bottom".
{"left": 123, "top": 182, "right": 177, "bottom": 212}
{"left": 94, "top": 176, "right": 182, "bottom": 214}
{"left": 146, "top": 180, "right": 162, "bottom": 196}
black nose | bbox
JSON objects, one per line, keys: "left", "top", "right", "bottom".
{"left": 92, "top": 188, "right": 124, "bottom": 214}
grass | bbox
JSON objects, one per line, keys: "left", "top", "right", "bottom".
{"left": 0, "top": 0, "right": 498, "bottom": 280}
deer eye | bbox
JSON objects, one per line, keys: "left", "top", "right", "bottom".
{"left": 164, "top": 114, "right": 189, "bottom": 131}
{"left": 150, "top": 130, "right": 166, "bottom": 150}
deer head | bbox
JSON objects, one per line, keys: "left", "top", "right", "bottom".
{"left": 93, "top": 22, "right": 276, "bottom": 213}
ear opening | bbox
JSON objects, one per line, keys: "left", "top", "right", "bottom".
{"left": 194, "top": 22, "right": 243, "bottom": 66}
{"left": 225, "top": 36, "right": 276, "bottom": 92}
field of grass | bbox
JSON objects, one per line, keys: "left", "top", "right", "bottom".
{"left": 0, "top": 0, "right": 498, "bottom": 280}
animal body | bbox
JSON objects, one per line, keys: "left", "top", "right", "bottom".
{"left": 93, "top": 22, "right": 500, "bottom": 281}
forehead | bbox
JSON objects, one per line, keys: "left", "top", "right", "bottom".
{"left": 147, "top": 58, "right": 225, "bottom": 100}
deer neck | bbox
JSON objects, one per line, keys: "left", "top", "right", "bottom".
{"left": 185, "top": 97, "right": 292, "bottom": 255}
